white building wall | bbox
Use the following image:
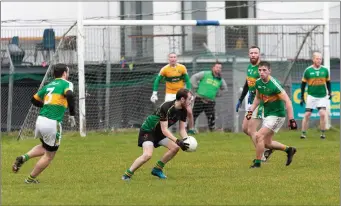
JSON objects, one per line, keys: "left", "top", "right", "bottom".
{"left": 2, "top": 2, "right": 340, "bottom": 62}
{"left": 153, "top": 2, "right": 182, "bottom": 63}
{"left": 256, "top": 2, "right": 340, "bottom": 59}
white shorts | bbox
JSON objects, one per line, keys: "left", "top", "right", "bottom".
{"left": 35, "top": 116, "right": 62, "bottom": 148}
{"left": 246, "top": 104, "right": 264, "bottom": 119}
{"left": 306, "top": 95, "right": 329, "bottom": 110}
{"left": 165, "top": 93, "right": 176, "bottom": 102}
{"left": 262, "top": 116, "right": 285, "bottom": 133}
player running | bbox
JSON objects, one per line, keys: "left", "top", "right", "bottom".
{"left": 235, "top": 46, "right": 272, "bottom": 161}
{"left": 300, "top": 52, "right": 332, "bottom": 139}
{"left": 12, "top": 64, "right": 76, "bottom": 183}
{"left": 247, "top": 61, "right": 297, "bottom": 168}
{"left": 150, "top": 52, "right": 195, "bottom": 134}
{"left": 122, "top": 88, "right": 192, "bottom": 181}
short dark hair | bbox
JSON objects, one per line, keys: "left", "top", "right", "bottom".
{"left": 53, "top": 64, "right": 68, "bottom": 78}
{"left": 258, "top": 61, "right": 271, "bottom": 69}
{"left": 249, "top": 45, "right": 260, "bottom": 51}
{"left": 176, "top": 88, "right": 190, "bottom": 100}
{"left": 214, "top": 60, "right": 222, "bottom": 66}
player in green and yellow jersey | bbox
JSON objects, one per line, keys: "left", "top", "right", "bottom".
{"left": 300, "top": 52, "right": 332, "bottom": 139}
{"left": 247, "top": 61, "right": 297, "bottom": 168}
{"left": 236, "top": 46, "right": 272, "bottom": 162}
{"left": 12, "top": 64, "right": 76, "bottom": 184}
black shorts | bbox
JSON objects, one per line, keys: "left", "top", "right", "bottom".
{"left": 138, "top": 129, "right": 166, "bottom": 148}
{"left": 39, "top": 138, "right": 59, "bottom": 152}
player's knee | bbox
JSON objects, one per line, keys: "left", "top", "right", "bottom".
{"left": 141, "top": 153, "right": 153, "bottom": 161}
{"left": 242, "top": 125, "right": 249, "bottom": 135}
{"left": 304, "top": 112, "right": 311, "bottom": 118}
{"left": 319, "top": 110, "right": 326, "bottom": 118}
{"left": 255, "top": 132, "right": 264, "bottom": 141}
{"left": 170, "top": 145, "right": 180, "bottom": 154}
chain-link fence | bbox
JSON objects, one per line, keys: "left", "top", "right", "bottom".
{"left": 1, "top": 21, "right": 340, "bottom": 136}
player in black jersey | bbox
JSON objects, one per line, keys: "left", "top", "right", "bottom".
{"left": 122, "top": 89, "right": 192, "bottom": 181}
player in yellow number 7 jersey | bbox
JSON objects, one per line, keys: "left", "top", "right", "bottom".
{"left": 150, "top": 52, "right": 195, "bottom": 134}
{"left": 12, "top": 64, "right": 76, "bottom": 184}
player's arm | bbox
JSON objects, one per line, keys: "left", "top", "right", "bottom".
{"left": 160, "top": 121, "right": 178, "bottom": 143}
{"left": 238, "top": 80, "right": 249, "bottom": 102}
{"left": 249, "top": 89, "right": 260, "bottom": 112}
{"left": 65, "top": 90, "right": 76, "bottom": 116}
{"left": 278, "top": 91, "right": 294, "bottom": 120}
{"left": 182, "top": 66, "right": 191, "bottom": 89}
{"left": 190, "top": 71, "right": 205, "bottom": 92}
{"left": 217, "top": 78, "right": 228, "bottom": 97}
{"left": 151, "top": 68, "right": 166, "bottom": 103}
{"left": 300, "top": 69, "right": 308, "bottom": 104}
{"left": 65, "top": 83, "right": 76, "bottom": 127}
{"left": 179, "top": 120, "right": 188, "bottom": 139}
{"left": 326, "top": 69, "right": 332, "bottom": 98}
{"left": 31, "top": 87, "right": 46, "bottom": 108}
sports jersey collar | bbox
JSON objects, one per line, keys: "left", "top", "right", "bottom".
{"left": 261, "top": 76, "right": 271, "bottom": 84}
{"left": 311, "top": 65, "right": 322, "bottom": 70}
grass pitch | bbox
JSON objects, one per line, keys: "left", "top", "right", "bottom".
{"left": 2, "top": 129, "right": 340, "bottom": 205}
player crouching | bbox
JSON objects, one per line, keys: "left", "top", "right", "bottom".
{"left": 122, "top": 89, "right": 192, "bottom": 181}
{"left": 247, "top": 61, "right": 297, "bottom": 168}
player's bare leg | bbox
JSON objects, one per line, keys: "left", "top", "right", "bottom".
{"left": 301, "top": 110, "right": 311, "bottom": 139}
{"left": 24, "top": 150, "right": 56, "bottom": 184}
{"left": 242, "top": 117, "right": 250, "bottom": 136}
{"left": 251, "top": 127, "right": 296, "bottom": 168}
{"left": 318, "top": 108, "right": 327, "bottom": 139}
{"left": 122, "top": 142, "right": 154, "bottom": 181}
{"left": 151, "top": 139, "right": 179, "bottom": 179}
{"left": 12, "top": 144, "right": 46, "bottom": 173}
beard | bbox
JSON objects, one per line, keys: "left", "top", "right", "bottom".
{"left": 250, "top": 57, "right": 259, "bottom": 65}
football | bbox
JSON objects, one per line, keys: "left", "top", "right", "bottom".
{"left": 184, "top": 136, "right": 198, "bottom": 152}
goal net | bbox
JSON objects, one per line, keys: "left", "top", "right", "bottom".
{"left": 18, "top": 20, "right": 328, "bottom": 139}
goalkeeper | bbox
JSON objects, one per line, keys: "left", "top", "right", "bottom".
{"left": 150, "top": 52, "right": 195, "bottom": 134}
{"left": 190, "top": 61, "right": 227, "bottom": 131}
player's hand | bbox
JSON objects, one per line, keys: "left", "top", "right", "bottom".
{"left": 176, "top": 138, "right": 189, "bottom": 151}
{"left": 300, "top": 97, "right": 305, "bottom": 106}
{"left": 288, "top": 119, "right": 297, "bottom": 130}
{"left": 245, "top": 111, "right": 253, "bottom": 120}
{"left": 150, "top": 91, "right": 158, "bottom": 103}
{"left": 69, "top": 116, "right": 76, "bottom": 127}
{"left": 328, "top": 93, "right": 332, "bottom": 100}
{"left": 236, "top": 100, "right": 242, "bottom": 112}
{"left": 248, "top": 91, "right": 255, "bottom": 104}
{"left": 188, "top": 129, "right": 196, "bottom": 135}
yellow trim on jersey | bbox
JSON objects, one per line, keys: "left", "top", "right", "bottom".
{"left": 33, "top": 94, "right": 43, "bottom": 102}
{"left": 260, "top": 94, "right": 280, "bottom": 103}
{"left": 44, "top": 94, "right": 68, "bottom": 107}
{"left": 307, "top": 77, "right": 328, "bottom": 86}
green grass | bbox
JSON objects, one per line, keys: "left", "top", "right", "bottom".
{"left": 2, "top": 129, "right": 340, "bottom": 205}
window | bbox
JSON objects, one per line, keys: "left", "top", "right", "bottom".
{"left": 225, "top": 1, "right": 256, "bottom": 50}
{"left": 181, "top": 1, "right": 207, "bottom": 54}
{"left": 120, "top": 1, "right": 153, "bottom": 62}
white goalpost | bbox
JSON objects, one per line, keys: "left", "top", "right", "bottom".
{"left": 75, "top": 3, "right": 331, "bottom": 136}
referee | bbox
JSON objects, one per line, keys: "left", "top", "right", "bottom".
{"left": 190, "top": 61, "right": 228, "bottom": 132}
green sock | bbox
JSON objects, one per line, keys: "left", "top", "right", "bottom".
{"left": 155, "top": 160, "right": 165, "bottom": 170}
{"left": 124, "top": 169, "right": 134, "bottom": 177}
{"left": 301, "top": 131, "right": 306, "bottom": 136}
{"left": 27, "top": 174, "right": 36, "bottom": 181}
{"left": 321, "top": 130, "right": 325, "bottom": 135}
{"left": 284, "top": 146, "right": 290, "bottom": 152}
{"left": 22, "top": 154, "right": 30, "bottom": 162}
{"left": 255, "top": 159, "right": 261, "bottom": 164}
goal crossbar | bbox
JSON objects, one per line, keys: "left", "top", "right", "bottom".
{"left": 83, "top": 19, "right": 327, "bottom": 26}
